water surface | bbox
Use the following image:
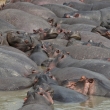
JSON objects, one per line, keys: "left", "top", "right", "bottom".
{"left": 0, "top": 90, "right": 110, "bottom": 110}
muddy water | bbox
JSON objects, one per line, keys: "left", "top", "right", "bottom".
{"left": 0, "top": 89, "right": 110, "bottom": 110}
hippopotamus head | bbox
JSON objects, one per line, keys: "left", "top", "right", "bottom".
{"left": 48, "top": 53, "right": 71, "bottom": 69}
{"left": 6, "top": 30, "right": 34, "bottom": 52}
{"left": 91, "top": 26, "right": 110, "bottom": 39}
{"left": 82, "top": 40, "right": 105, "bottom": 48}
{"left": 23, "top": 88, "right": 53, "bottom": 106}
{"left": 36, "top": 83, "right": 54, "bottom": 102}
{"left": 33, "top": 26, "right": 62, "bottom": 40}
{"left": 64, "top": 76, "right": 110, "bottom": 97}
{"left": 33, "top": 73, "right": 58, "bottom": 86}
{"left": 62, "top": 31, "right": 81, "bottom": 40}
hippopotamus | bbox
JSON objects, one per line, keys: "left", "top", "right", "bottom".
{"left": 31, "top": 0, "right": 84, "bottom": 5}
{"left": 63, "top": 45, "right": 110, "bottom": 59}
{"left": 64, "top": 7, "right": 110, "bottom": 29}
{"left": 29, "top": 44, "right": 48, "bottom": 66}
{"left": 10, "top": 0, "right": 31, "bottom": 3}
{"left": 0, "top": 47, "right": 39, "bottom": 90}
{"left": 18, "top": 90, "right": 54, "bottom": 110}
{"left": 47, "top": 67, "right": 110, "bottom": 89}
{"left": 63, "top": 76, "right": 110, "bottom": 97}
{"left": 41, "top": 4, "right": 77, "bottom": 18}
{"left": 48, "top": 17, "right": 100, "bottom": 26}
{"left": 0, "top": 9, "right": 51, "bottom": 33}
{"left": 60, "top": 23, "right": 95, "bottom": 32}
{"left": 48, "top": 53, "right": 110, "bottom": 79}
{"left": 0, "top": 18, "right": 16, "bottom": 32}
{"left": 78, "top": 31, "right": 110, "bottom": 48}
{"left": 42, "top": 39, "right": 68, "bottom": 47}
{"left": 63, "top": 1, "right": 110, "bottom": 11}
{"left": 41, "top": 41, "right": 110, "bottom": 59}
{"left": 81, "top": 40, "right": 110, "bottom": 49}
{"left": 91, "top": 26, "right": 110, "bottom": 39}
{"left": 0, "top": 45, "right": 26, "bottom": 55}
{"left": 2, "top": 30, "right": 34, "bottom": 52}
{"left": 33, "top": 74, "right": 88, "bottom": 103}
{"left": 4, "top": 2, "right": 57, "bottom": 20}
{"left": 82, "top": 0, "right": 110, "bottom": 4}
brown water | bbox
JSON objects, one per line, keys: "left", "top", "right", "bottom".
{"left": 0, "top": 89, "right": 110, "bottom": 110}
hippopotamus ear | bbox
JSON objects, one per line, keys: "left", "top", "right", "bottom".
{"left": 106, "top": 31, "right": 110, "bottom": 35}
{"left": 80, "top": 76, "right": 87, "bottom": 81}
{"left": 88, "top": 79, "right": 94, "bottom": 83}
{"left": 56, "top": 50, "right": 60, "bottom": 53}
{"left": 74, "top": 13, "right": 80, "bottom": 18}
{"left": 47, "top": 18, "right": 54, "bottom": 25}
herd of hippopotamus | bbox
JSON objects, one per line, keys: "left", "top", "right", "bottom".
{"left": 1, "top": 0, "right": 110, "bottom": 110}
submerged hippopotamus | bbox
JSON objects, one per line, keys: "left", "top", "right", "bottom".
{"left": 63, "top": 76, "right": 110, "bottom": 97}
{"left": 33, "top": 74, "right": 88, "bottom": 103}
{"left": 18, "top": 89, "right": 54, "bottom": 110}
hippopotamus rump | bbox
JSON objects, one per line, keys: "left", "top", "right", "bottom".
{"left": 0, "top": 9, "right": 51, "bottom": 33}
{"left": 4, "top": 2, "right": 57, "bottom": 20}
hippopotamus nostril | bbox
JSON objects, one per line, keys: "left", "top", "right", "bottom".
{"left": 25, "top": 40, "right": 29, "bottom": 43}
{"left": 88, "top": 79, "right": 94, "bottom": 83}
